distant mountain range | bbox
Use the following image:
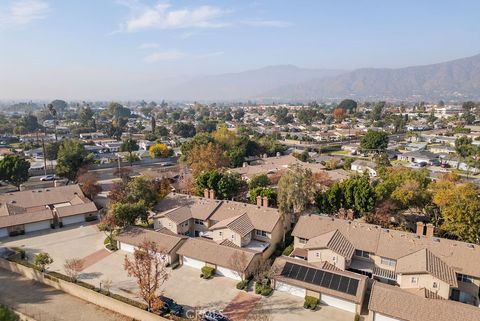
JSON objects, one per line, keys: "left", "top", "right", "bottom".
{"left": 165, "top": 54, "right": 480, "bottom": 102}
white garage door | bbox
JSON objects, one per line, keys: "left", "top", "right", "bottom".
{"left": 275, "top": 281, "right": 306, "bottom": 297}
{"left": 0, "top": 228, "right": 8, "bottom": 238}
{"left": 374, "top": 313, "right": 401, "bottom": 321}
{"left": 62, "top": 215, "right": 85, "bottom": 226}
{"left": 321, "top": 294, "right": 356, "bottom": 313}
{"left": 216, "top": 266, "right": 241, "bottom": 280}
{"left": 25, "top": 221, "right": 51, "bottom": 233}
{"left": 183, "top": 256, "right": 205, "bottom": 269}
{"left": 120, "top": 243, "right": 136, "bottom": 253}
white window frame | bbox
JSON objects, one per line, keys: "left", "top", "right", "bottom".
{"left": 256, "top": 230, "right": 267, "bottom": 237}
{"left": 354, "top": 249, "right": 370, "bottom": 258}
{"left": 457, "top": 274, "right": 473, "bottom": 284}
{"left": 194, "top": 219, "right": 203, "bottom": 226}
{"left": 380, "top": 257, "right": 396, "bottom": 267}
{"left": 299, "top": 237, "right": 308, "bottom": 244}
{"left": 432, "top": 282, "right": 438, "bottom": 289}
{"left": 411, "top": 277, "right": 418, "bottom": 284}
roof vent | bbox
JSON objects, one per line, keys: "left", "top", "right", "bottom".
{"left": 414, "top": 235, "right": 420, "bottom": 239}
{"left": 383, "top": 228, "right": 389, "bottom": 233}
{"left": 46, "top": 189, "right": 50, "bottom": 192}
{"left": 467, "top": 244, "right": 475, "bottom": 249}
{"left": 433, "top": 238, "right": 440, "bottom": 242}
{"left": 10, "top": 201, "right": 16, "bottom": 204}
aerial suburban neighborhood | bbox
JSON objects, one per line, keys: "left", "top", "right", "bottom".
{"left": 1, "top": 1, "right": 480, "bottom": 321}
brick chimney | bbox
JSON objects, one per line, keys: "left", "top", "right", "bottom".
{"left": 209, "top": 189, "right": 215, "bottom": 200}
{"left": 416, "top": 222, "right": 425, "bottom": 236}
{"left": 204, "top": 188, "right": 209, "bottom": 199}
{"left": 256, "top": 196, "right": 262, "bottom": 206}
{"left": 347, "top": 209, "right": 354, "bottom": 221}
{"left": 425, "top": 223, "right": 434, "bottom": 238}
{"left": 262, "top": 196, "right": 269, "bottom": 208}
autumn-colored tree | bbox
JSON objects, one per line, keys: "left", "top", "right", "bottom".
{"left": 113, "top": 167, "right": 132, "bottom": 182}
{"left": 108, "top": 180, "right": 128, "bottom": 204}
{"left": 313, "top": 171, "right": 333, "bottom": 191}
{"left": 186, "top": 142, "right": 229, "bottom": 177}
{"left": 77, "top": 169, "right": 102, "bottom": 200}
{"left": 124, "top": 241, "right": 169, "bottom": 311}
{"left": 149, "top": 143, "right": 171, "bottom": 159}
{"left": 364, "top": 199, "right": 396, "bottom": 228}
{"left": 333, "top": 107, "right": 346, "bottom": 122}
{"left": 64, "top": 258, "right": 84, "bottom": 282}
{"left": 430, "top": 181, "right": 480, "bottom": 243}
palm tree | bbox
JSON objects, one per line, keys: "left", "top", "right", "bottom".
{"left": 47, "top": 103, "right": 57, "bottom": 141}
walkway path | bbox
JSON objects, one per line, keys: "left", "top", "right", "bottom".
{"left": 223, "top": 292, "right": 261, "bottom": 321}
{"left": 0, "top": 269, "right": 129, "bottom": 321}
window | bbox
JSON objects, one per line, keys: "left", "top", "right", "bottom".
{"left": 256, "top": 230, "right": 267, "bottom": 237}
{"left": 231, "top": 234, "right": 235, "bottom": 240}
{"left": 219, "top": 231, "right": 223, "bottom": 237}
{"left": 457, "top": 274, "right": 473, "bottom": 284}
{"left": 411, "top": 277, "right": 418, "bottom": 284}
{"left": 380, "top": 257, "right": 396, "bottom": 267}
{"left": 315, "top": 252, "right": 320, "bottom": 258}
{"left": 433, "top": 282, "right": 438, "bottom": 289}
{"left": 299, "top": 238, "right": 308, "bottom": 244}
{"left": 354, "top": 249, "right": 370, "bottom": 258}
{"left": 194, "top": 219, "right": 203, "bottom": 226}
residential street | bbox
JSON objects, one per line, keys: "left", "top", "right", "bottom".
{"left": 0, "top": 269, "right": 130, "bottom": 321}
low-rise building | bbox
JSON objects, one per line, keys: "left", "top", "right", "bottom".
{"left": 351, "top": 160, "right": 377, "bottom": 177}
{"left": 0, "top": 185, "right": 98, "bottom": 237}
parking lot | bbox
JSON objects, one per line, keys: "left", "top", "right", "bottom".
{"left": 0, "top": 225, "right": 356, "bottom": 321}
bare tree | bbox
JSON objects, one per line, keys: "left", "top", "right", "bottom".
{"left": 124, "top": 240, "right": 169, "bottom": 311}
{"left": 64, "top": 258, "right": 84, "bottom": 282}
{"left": 251, "top": 258, "right": 281, "bottom": 285}
{"left": 228, "top": 251, "right": 248, "bottom": 281}
{"left": 101, "top": 278, "right": 113, "bottom": 295}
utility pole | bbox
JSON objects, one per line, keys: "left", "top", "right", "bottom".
{"left": 41, "top": 138, "right": 47, "bottom": 176}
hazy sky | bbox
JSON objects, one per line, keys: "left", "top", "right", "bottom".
{"left": 1, "top": 0, "right": 479, "bottom": 100}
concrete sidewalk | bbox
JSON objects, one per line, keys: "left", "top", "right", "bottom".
{"left": 0, "top": 269, "right": 129, "bottom": 321}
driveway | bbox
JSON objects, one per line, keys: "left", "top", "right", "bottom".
{"left": 81, "top": 250, "right": 240, "bottom": 313}
{"left": 258, "top": 291, "right": 355, "bottom": 321}
{"left": 0, "top": 223, "right": 106, "bottom": 273}
{"left": 0, "top": 269, "right": 130, "bottom": 321}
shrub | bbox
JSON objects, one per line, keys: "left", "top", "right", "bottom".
{"left": 8, "top": 256, "right": 40, "bottom": 271}
{"left": 255, "top": 282, "right": 273, "bottom": 296}
{"left": 201, "top": 266, "right": 215, "bottom": 279}
{"left": 48, "top": 271, "right": 73, "bottom": 282}
{"left": 103, "top": 237, "right": 118, "bottom": 251}
{"left": 260, "top": 286, "right": 273, "bottom": 296}
{"left": 303, "top": 296, "right": 319, "bottom": 310}
{"left": 236, "top": 280, "right": 248, "bottom": 290}
{"left": 282, "top": 244, "right": 294, "bottom": 256}
{"left": 12, "top": 247, "right": 26, "bottom": 260}
{"left": 34, "top": 252, "right": 53, "bottom": 272}
{"left": 0, "top": 304, "right": 19, "bottom": 321}
{"left": 354, "top": 314, "right": 361, "bottom": 321}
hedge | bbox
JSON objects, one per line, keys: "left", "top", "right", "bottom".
{"left": 236, "top": 280, "right": 248, "bottom": 290}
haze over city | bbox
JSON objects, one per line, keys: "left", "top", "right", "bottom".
{"left": 1, "top": 0, "right": 480, "bottom": 100}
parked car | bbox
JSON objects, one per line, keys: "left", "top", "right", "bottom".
{"left": 202, "top": 311, "right": 229, "bottom": 321}
{"left": 40, "top": 175, "right": 57, "bottom": 181}
{"left": 159, "top": 295, "right": 184, "bottom": 317}
{"left": 418, "top": 161, "right": 428, "bottom": 167}
{"left": 440, "top": 163, "right": 451, "bottom": 168}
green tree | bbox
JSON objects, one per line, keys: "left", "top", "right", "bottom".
{"left": 0, "top": 155, "right": 30, "bottom": 190}
{"left": 249, "top": 187, "right": 277, "bottom": 206}
{"left": 249, "top": 174, "right": 270, "bottom": 189}
{"left": 34, "top": 252, "right": 53, "bottom": 272}
{"left": 112, "top": 201, "right": 148, "bottom": 227}
{"left": 55, "top": 139, "right": 92, "bottom": 183}
{"left": 126, "top": 177, "right": 161, "bottom": 209}
{"left": 217, "top": 172, "right": 246, "bottom": 200}
{"left": 120, "top": 138, "right": 139, "bottom": 166}
{"left": 108, "top": 102, "right": 131, "bottom": 119}
{"left": 278, "top": 164, "right": 315, "bottom": 237}
{"left": 44, "top": 141, "right": 60, "bottom": 161}
{"left": 173, "top": 122, "right": 196, "bottom": 138}
{"left": 337, "top": 99, "right": 357, "bottom": 113}
{"left": 360, "top": 129, "right": 389, "bottom": 152}
{"left": 20, "top": 113, "right": 40, "bottom": 132}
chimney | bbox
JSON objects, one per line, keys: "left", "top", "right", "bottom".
{"left": 256, "top": 196, "right": 262, "bottom": 206}
{"left": 416, "top": 222, "right": 425, "bottom": 236}
{"left": 204, "top": 188, "right": 209, "bottom": 199}
{"left": 426, "top": 223, "right": 434, "bottom": 238}
{"left": 209, "top": 189, "right": 215, "bottom": 200}
{"left": 242, "top": 162, "right": 248, "bottom": 168}
{"left": 262, "top": 196, "right": 269, "bottom": 208}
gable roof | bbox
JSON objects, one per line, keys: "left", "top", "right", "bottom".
{"left": 115, "top": 226, "right": 187, "bottom": 254}
{"left": 304, "top": 229, "right": 355, "bottom": 260}
{"left": 272, "top": 256, "right": 367, "bottom": 304}
{"left": 154, "top": 193, "right": 281, "bottom": 233}
{"left": 293, "top": 215, "right": 480, "bottom": 278}
{"left": 210, "top": 213, "right": 255, "bottom": 237}
{"left": 177, "top": 237, "right": 259, "bottom": 271}
{"left": 369, "top": 282, "right": 480, "bottom": 321}
{"left": 396, "top": 249, "right": 458, "bottom": 287}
